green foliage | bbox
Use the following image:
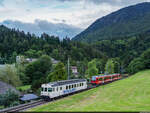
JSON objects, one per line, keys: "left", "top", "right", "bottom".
{"left": 0, "top": 105, "right": 4, "bottom": 109}
{"left": 112, "top": 58, "right": 120, "bottom": 73}
{"left": 0, "top": 23, "right": 150, "bottom": 77}
{"left": 128, "top": 48, "right": 150, "bottom": 74}
{"left": 86, "top": 59, "right": 98, "bottom": 78}
{"left": 77, "top": 58, "right": 88, "bottom": 78}
{"left": 16, "top": 63, "right": 29, "bottom": 85}
{"left": 0, "top": 89, "right": 19, "bottom": 107}
{"left": 51, "top": 49, "right": 61, "bottom": 60}
{"left": 25, "top": 55, "right": 52, "bottom": 91}
{"left": 25, "top": 49, "right": 44, "bottom": 58}
{"left": 16, "top": 85, "right": 31, "bottom": 91}
{"left": 47, "top": 62, "right": 67, "bottom": 82}
{"left": 0, "top": 65, "right": 21, "bottom": 87}
{"left": 95, "top": 59, "right": 106, "bottom": 74}
{"left": 0, "top": 25, "right": 105, "bottom": 64}
{"left": 141, "top": 48, "right": 150, "bottom": 69}
{"left": 128, "top": 58, "right": 144, "bottom": 74}
{"left": 105, "top": 59, "right": 115, "bottom": 74}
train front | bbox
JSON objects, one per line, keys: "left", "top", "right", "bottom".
{"left": 40, "top": 84, "right": 51, "bottom": 100}
{"left": 91, "top": 76, "right": 98, "bottom": 85}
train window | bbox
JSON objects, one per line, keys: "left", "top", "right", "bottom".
{"left": 57, "top": 87, "right": 58, "bottom": 91}
{"left": 48, "top": 88, "right": 52, "bottom": 92}
{"left": 72, "top": 85, "right": 73, "bottom": 88}
{"left": 104, "top": 77, "right": 107, "bottom": 80}
{"left": 53, "top": 88, "right": 55, "bottom": 92}
{"left": 66, "top": 86, "right": 68, "bottom": 89}
{"left": 92, "top": 76, "right": 96, "bottom": 81}
{"left": 74, "top": 84, "right": 76, "bottom": 88}
{"left": 69, "top": 85, "right": 71, "bottom": 89}
{"left": 45, "top": 88, "right": 47, "bottom": 92}
{"left": 82, "top": 83, "right": 84, "bottom": 86}
{"left": 99, "top": 78, "right": 103, "bottom": 81}
{"left": 80, "top": 83, "right": 81, "bottom": 86}
{"left": 60, "top": 87, "right": 62, "bottom": 90}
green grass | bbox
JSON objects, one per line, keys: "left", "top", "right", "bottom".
{"left": 16, "top": 85, "right": 31, "bottom": 91}
{"left": 30, "top": 70, "right": 150, "bottom": 112}
{"left": 0, "top": 106, "right": 4, "bottom": 109}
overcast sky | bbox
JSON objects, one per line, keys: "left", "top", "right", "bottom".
{"left": 0, "top": 0, "right": 150, "bottom": 38}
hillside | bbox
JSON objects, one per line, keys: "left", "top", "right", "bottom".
{"left": 30, "top": 70, "right": 150, "bottom": 112}
{"left": 0, "top": 25, "right": 105, "bottom": 64}
{"left": 73, "top": 2, "right": 150, "bottom": 42}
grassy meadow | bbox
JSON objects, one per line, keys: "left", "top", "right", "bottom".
{"left": 30, "top": 70, "right": 150, "bottom": 112}
{"left": 16, "top": 85, "right": 31, "bottom": 91}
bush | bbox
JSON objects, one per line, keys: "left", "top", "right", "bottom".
{"left": 128, "top": 48, "right": 150, "bottom": 74}
{"left": 10, "top": 101, "right": 20, "bottom": 107}
{"left": 0, "top": 65, "right": 21, "bottom": 87}
{"left": 0, "top": 89, "right": 20, "bottom": 107}
{"left": 127, "top": 58, "right": 145, "bottom": 74}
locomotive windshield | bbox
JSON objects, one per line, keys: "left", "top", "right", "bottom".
{"left": 92, "top": 76, "right": 96, "bottom": 81}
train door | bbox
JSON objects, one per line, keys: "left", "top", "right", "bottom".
{"left": 56, "top": 87, "right": 59, "bottom": 97}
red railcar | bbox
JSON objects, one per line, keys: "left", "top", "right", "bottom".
{"left": 91, "top": 74, "right": 121, "bottom": 85}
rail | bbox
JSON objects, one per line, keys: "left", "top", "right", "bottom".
{"left": 0, "top": 74, "right": 128, "bottom": 112}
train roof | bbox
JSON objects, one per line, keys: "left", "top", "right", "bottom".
{"left": 92, "top": 73, "right": 120, "bottom": 78}
{"left": 42, "top": 79, "right": 87, "bottom": 87}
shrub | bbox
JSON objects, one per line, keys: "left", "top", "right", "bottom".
{"left": 0, "top": 89, "right": 20, "bottom": 107}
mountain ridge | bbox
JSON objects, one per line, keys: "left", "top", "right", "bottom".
{"left": 73, "top": 2, "right": 150, "bottom": 42}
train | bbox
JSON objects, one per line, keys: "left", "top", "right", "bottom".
{"left": 40, "top": 73, "right": 121, "bottom": 100}
{"left": 91, "top": 73, "right": 121, "bottom": 85}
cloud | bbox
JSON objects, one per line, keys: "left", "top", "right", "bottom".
{"left": 0, "top": 0, "right": 150, "bottom": 38}
{"left": 0, "top": 19, "right": 83, "bottom": 39}
{"left": 0, "top": 0, "right": 4, "bottom": 6}
{"left": 57, "top": 0, "right": 150, "bottom": 5}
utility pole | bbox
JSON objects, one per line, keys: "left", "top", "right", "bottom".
{"left": 106, "top": 62, "right": 108, "bottom": 74}
{"left": 67, "top": 57, "right": 70, "bottom": 80}
{"left": 118, "top": 62, "right": 120, "bottom": 74}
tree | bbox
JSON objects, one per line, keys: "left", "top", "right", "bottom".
{"left": 25, "top": 55, "right": 52, "bottom": 90}
{"left": 141, "top": 48, "right": 150, "bottom": 69}
{"left": 0, "top": 65, "right": 21, "bottom": 87}
{"left": 47, "top": 62, "right": 67, "bottom": 82}
{"left": 127, "top": 48, "right": 150, "bottom": 74}
{"left": 127, "top": 57, "right": 144, "bottom": 74}
{"left": 86, "top": 59, "right": 98, "bottom": 78}
{"left": 77, "top": 58, "right": 88, "bottom": 78}
{"left": 112, "top": 58, "right": 120, "bottom": 73}
{"left": 0, "top": 89, "right": 19, "bottom": 107}
{"left": 105, "top": 59, "right": 115, "bottom": 74}
{"left": 16, "top": 63, "right": 29, "bottom": 85}
{"left": 95, "top": 59, "right": 106, "bottom": 74}
{"left": 51, "top": 49, "right": 60, "bottom": 60}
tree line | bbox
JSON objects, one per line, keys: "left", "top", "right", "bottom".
{"left": 0, "top": 25, "right": 150, "bottom": 92}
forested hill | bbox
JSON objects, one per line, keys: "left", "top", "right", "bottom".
{"left": 73, "top": 2, "right": 150, "bottom": 43}
{"left": 0, "top": 25, "right": 105, "bottom": 64}
{"left": 0, "top": 24, "right": 150, "bottom": 72}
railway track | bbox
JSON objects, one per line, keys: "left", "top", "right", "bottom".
{"left": 0, "top": 75, "right": 128, "bottom": 112}
{"left": 0, "top": 86, "right": 98, "bottom": 113}
{"left": 0, "top": 99, "right": 47, "bottom": 113}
